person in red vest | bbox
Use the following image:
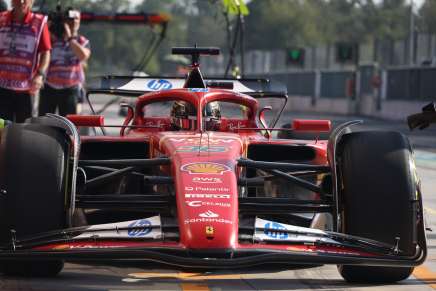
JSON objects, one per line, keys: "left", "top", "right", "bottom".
{"left": 39, "top": 7, "right": 90, "bottom": 116}
{"left": 0, "top": 0, "right": 51, "bottom": 122}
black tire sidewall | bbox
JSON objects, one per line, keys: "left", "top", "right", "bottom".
{"left": 337, "top": 131, "right": 418, "bottom": 282}
{"left": 0, "top": 124, "right": 69, "bottom": 276}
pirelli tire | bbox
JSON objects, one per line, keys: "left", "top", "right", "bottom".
{"left": 337, "top": 131, "right": 419, "bottom": 283}
{"left": 0, "top": 123, "right": 70, "bottom": 277}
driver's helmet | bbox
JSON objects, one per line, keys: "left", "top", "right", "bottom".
{"left": 204, "top": 101, "right": 221, "bottom": 131}
{"left": 170, "top": 101, "right": 196, "bottom": 130}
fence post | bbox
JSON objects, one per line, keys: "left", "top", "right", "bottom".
{"left": 380, "top": 69, "right": 388, "bottom": 108}
{"left": 313, "top": 70, "right": 321, "bottom": 106}
{"left": 347, "top": 70, "right": 360, "bottom": 115}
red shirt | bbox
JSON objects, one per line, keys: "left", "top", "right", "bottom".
{"left": 38, "top": 20, "right": 51, "bottom": 52}
{"left": 6, "top": 10, "right": 51, "bottom": 52}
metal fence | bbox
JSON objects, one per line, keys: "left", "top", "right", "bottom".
{"left": 270, "top": 72, "right": 316, "bottom": 97}
{"left": 320, "top": 71, "right": 353, "bottom": 98}
{"left": 386, "top": 67, "right": 436, "bottom": 100}
{"left": 201, "top": 46, "right": 436, "bottom": 101}
{"left": 269, "top": 70, "right": 353, "bottom": 99}
{"left": 201, "top": 33, "right": 436, "bottom": 77}
{"left": 268, "top": 65, "right": 436, "bottom": 101}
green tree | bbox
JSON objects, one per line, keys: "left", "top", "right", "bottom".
{"left": 245, "top": 0, "right": 324, "bottom": 49}
{"left": 419, "top": 0, "right": 436, "bottom": 34}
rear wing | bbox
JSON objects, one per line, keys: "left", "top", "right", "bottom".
{"left": 87, "top": 75, "right": 288, "bottom": 98}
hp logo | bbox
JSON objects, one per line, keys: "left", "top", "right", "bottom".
{"left": 128, "top": 219, "right": 152, "bottom": 237}
{"left": 264, "top": 222, "right": 288, "bottom": 239}
{"left": 146, "top": 79, "right": 173, "bottom": 91}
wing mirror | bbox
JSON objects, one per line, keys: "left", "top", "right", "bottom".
{"left": 292, "top": 119, "right": 331, "bottom": 132}
{"left": 67, "top": 114, "right": 105, "bottom": 127}
{"left": 120, "top": 103, "right": 135, "bottom": 136}
{"left": 259, "top": 106, "right": 272, "bottom": 138}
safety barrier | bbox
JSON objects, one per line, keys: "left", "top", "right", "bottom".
{"left": 267, "top": 65, "right": 434, "bottom": 120}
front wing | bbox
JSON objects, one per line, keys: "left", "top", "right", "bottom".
{"left": 0, "top": 216, "right": 426, "bottom": 269}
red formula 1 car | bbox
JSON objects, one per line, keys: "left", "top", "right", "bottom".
{"left": 0, "top": 47, "right": 426, "bottom": 282}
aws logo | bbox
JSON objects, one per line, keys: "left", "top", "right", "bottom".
{"left": 146, "top": 79, "right": 172, "bottom": 91}
{"left": 192, "top": 177, "right": 223, "bottom": 184}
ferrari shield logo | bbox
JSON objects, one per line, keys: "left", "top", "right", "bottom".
{"left": 205, "top": 226, "right": 214, "bottom": 236}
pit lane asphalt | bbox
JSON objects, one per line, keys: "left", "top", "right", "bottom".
{"left": 2, "top": 109, "right": 436, "bottom": 291}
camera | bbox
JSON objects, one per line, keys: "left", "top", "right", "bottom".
{"left": 48, "top": 4, "right": 80, "bottom": 38}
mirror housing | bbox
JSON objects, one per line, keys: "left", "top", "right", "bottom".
{"left": 292, "top": 119, "right": 331, "bottom": 132}
{"left": 67, "top": 115, "right": 105, "bottom": 127}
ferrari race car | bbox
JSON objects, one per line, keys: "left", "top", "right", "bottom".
{"left": 0, "top": 47, "right": 426, "bottom": 282}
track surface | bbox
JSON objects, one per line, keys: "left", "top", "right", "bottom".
{"left": 2, "top": 109, "right": 436, "bottom": 291}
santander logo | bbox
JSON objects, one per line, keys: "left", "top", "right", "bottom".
{"left": 199, "top": 211, "right": 219, "bottom": 218}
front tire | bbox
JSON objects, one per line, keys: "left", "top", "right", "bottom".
{"left": 0, "top": 124, "right": 70, "bottom": 276}
{"left": 337, "top": 131, "right": 418, "bottom": 283}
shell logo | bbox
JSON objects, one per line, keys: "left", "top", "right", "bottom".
{"left": 181, "top": 162, "right": 231, "bottom": 175}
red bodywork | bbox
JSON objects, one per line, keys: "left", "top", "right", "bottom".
{"left": 71, "top": 88, "right": 331, "bottom": 252}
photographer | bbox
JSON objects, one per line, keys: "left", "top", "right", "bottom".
{"left": 39, "top": 7, "right": 90, "bottom": 116}
{"left": 0, "top": 0, "right": 51, "bottom": 122}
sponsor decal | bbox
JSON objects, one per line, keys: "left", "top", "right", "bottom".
{"left": 189, "top": 88, "right": 209, "bottom": 92}
{"left": 228, "top": 121, "right": 246, "bottom": 130}
{"left": 199, "top": 210, "right": 219, "bottom": 218}
{"left": 73, "top": 216, "right": 161, "bottom": 240}
{"left": 264, "top": 222, "right": 288, "bottom": 240}
{"left": 51, "top": 244, "right": 128, "bottom": 250}
{"left": 285, "top": 246, "right": 360, "bottom": 256}
{"left": 176, "top": 145, "right": 228, "bottom": 153}
{"left": 67, "top": 244, "right": 124, "bottom": 249}
{"left": 127, "top": 219, "right": 152, "bottom": 237}
{"left": 185, "top": 186, "right": 230, "bottom": 192}
{"left": 184, "top": 218, "right": 233, "bottom": 225}
{"left": 185, "top": 193, "right": 230, "bottom": 199}
{"left": 192, "top": 177, "right": 223, "bottom": 184}
{"left": 254, "top": 218, "right": 338, "bottom": 244}
{"left": 181, "top": 162, "right": 231, "bottom": 175}
{"left": 186, "top": 201, "right": 231, "bottom": 208}
{"left": 169, "top": 138, "right": 236, "bottom": 144}
{"left": 146, "top": 79, "right": 173, "bottom": 91}
{"left": 205, "top": 226, "right": 214, "bottom": 236}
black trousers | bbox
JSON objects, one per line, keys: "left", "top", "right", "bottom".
{"left": 0, "top": 87, "right": 32, "bottom": 123}
{"left": 39, "top": 85, "right": 79, "bottom": 117}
